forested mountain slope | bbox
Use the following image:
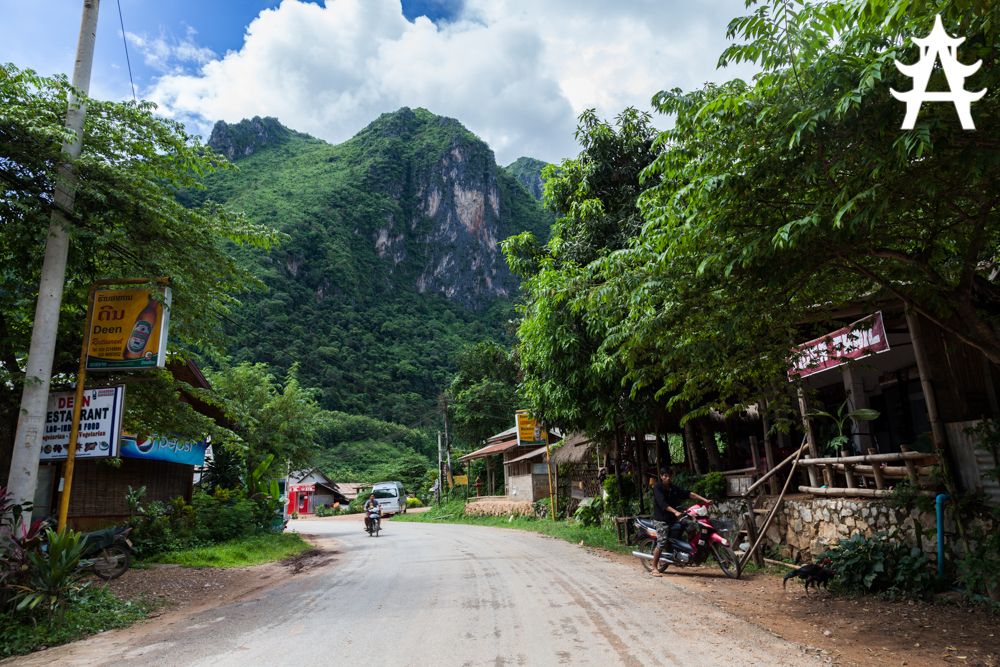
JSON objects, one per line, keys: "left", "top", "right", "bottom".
{"left": 191, "top": 109, "right": 552, "bottom": 427}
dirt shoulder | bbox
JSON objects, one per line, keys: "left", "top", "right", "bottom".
{"left": 104, "top": 532, "right": 336, "bottom": 613}
{"left": 596, "top": 547, "right": 999, "bottom": 667}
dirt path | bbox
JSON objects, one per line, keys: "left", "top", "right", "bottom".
{"left": 597, "top": 548, "right": 1000, "bottom": 667}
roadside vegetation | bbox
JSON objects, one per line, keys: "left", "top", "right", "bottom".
{"left": 150, "top": 533, "right": 310, "bottom": 568}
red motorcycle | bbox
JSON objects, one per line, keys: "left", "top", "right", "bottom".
{"left": 632, "top": 504, "right": 740, "bottom": 578}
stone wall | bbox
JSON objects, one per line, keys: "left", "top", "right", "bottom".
{"left": 465, "top": 497, "right": 534, "bottom": 517}
{"left": 713, "top": 495, "right": 991, "bottom": 563}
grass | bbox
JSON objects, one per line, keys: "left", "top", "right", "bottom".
{"left": 150, "top": 532, "right": 311, "bottom": 568}
{"left": 0, "top": 587, "right": 154, "bottom": 658}
{"left": 395, "top": 499, "right": 632, "bottom": 554}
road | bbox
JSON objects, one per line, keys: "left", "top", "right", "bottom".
{"left": 10, "top": 515, "right": 823, "bottom": 666}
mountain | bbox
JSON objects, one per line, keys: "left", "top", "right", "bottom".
{"left": 195, "top": 109, "right": 552, "bottom": 426}
{"left": 504, "top": 157, "right": 548, "bottom": 201}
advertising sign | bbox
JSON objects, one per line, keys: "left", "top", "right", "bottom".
{"left": 788, "top": 311, "right": 891, "bottom": 380}
{"left": 86, "top": 287, "right": 171, "bottom": 371}
{"left": 515, "top": 409, "right": 548, "bottom": 446}
{"left": 41, "top": 386, "right": 125, "bottom": 460}
{"left": 119, "top": 436, "right": 207, "bottom": 466}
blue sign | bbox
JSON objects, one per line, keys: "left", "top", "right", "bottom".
{"left": 120, "top": 436, "right": 207, "bottom": 466}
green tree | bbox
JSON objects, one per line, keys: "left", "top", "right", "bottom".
{"left": 0, "top": 65, "right": 280, "bottom": 455}
{"left": 447, "top": 340, "right": 520, "bottom": 447}
{"left": 207, "top": 362, "right": 324, "bottom": 473}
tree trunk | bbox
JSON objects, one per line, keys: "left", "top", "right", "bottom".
{"left": 701, "top": 421, "right": 723, "bottom": 471}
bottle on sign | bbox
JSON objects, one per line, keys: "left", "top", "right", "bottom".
{"left": 123, "top": 297, "right": 159, "bottom": 359}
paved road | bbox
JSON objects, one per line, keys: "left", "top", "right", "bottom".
{"left": 11, "top": 516, "right": 822, "bottom": 666}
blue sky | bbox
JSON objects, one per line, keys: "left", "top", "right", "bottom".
{"left": 0, "top": 1, "right": 750, "bottom": 163}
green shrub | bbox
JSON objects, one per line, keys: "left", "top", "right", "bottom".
{"left": 573, "top": 496, "right": 603, "bottom": 527}
{"left": 406, "top": 496, "right": 423, "bottom": 508}
{"left": 825, "top": 532, "right": 935, "bottom": 599}
{"left": 691, "top": 471, "right": 727, "bottom": 500}
{"left": 315, "top": 504, "right": 336, "bottom": 517}
{"left": 192, "top": 490, "right": 255, "bottom": 543}
{"left": 958, "top": 521, "right": 1000, "bottom": 602}
{"left": 12, "top": 528, "right": 87, "bottom": 619}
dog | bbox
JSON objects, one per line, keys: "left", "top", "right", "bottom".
{"left": 782, "top": 557, "right": 834, "bottom": 593}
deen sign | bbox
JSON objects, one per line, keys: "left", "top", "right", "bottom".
{"left": 789, "top": 312, "right": 890, "bottom": 379}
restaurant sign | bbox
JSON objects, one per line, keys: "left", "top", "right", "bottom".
{"left": 41, "top": 386, "right": 125, "bottom": 460}
{"left": 788, "top": 311, "right": 891, "bottom": 380}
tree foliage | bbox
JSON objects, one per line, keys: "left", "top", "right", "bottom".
{"left": 0, "top": 64, "right": 280, "bottom": 455}
{"left": 447, "top": 340, "right": 520, "bottom": 447}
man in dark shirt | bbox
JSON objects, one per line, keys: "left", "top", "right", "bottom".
{"left": 650, "top": 467, "right": 711, "bottom": 576}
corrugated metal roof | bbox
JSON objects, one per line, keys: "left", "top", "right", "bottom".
{"left": 457, "top": 439, "right": 522, "bottom": 462}
{"left": 504, "top": 445, "right": 549, "bottom": 465}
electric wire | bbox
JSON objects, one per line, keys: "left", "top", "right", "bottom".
{"left": 116, "top": 0, "right": 137, "bottom": 102}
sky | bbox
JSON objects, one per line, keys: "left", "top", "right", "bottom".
{"left": 0, "top": 0, "right": 756, "bottom": 165}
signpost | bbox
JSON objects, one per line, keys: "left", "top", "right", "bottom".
{"left": 119, "top": 436, "right": 207, "bottom": 466}
{"left": 56, "top": 278, "right": 170, "bottom": 530}
{"left": 86, "top": 287, "right": 171, "bottom": 370}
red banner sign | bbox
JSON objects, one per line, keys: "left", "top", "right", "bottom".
{"left": 788, "top": 312, "right": 890, "bottom": 379}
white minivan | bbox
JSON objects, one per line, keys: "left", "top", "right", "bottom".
{"left": 371, "top": 481, "right": 406, "bottom": 516}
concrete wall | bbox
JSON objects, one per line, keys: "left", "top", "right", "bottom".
{"left": 506, "top": 473, "right": 551, "bottom": 502}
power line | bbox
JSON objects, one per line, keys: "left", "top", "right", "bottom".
{"left": 116, "top": 0, "right": 137, "bottom": 102}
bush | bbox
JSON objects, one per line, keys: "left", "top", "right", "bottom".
{"left": 958, "top": 518, "right": 1000, "bottom": 602}
{"left": 573, "top": 497, "right": 603, "bottom": 527}
{"left": 824, "top": 532, "right": 935, "bottom": 599}
{"left": 315, "top": 504, "right": 338, "bottom": 517}
{"left": 691, "top": 471, "right": 727, "bottom": 500}
{"left": 192, "top": 490, "right": 255, "bottom": 543}
{"left": 12, "top": 528, "right": 87, "bottom": 619}
{"left": 406, "top": 496, "right": 423, "bottom": 508}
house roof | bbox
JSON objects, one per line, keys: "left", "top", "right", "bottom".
{"left": 457, "top": 439, "right": 521, "bottom": 462}
{"left": 550, "top": 433, "right": 597, "bottom": 465}
{"left": 503, "top": 445, "right": 549, "bottom": 465}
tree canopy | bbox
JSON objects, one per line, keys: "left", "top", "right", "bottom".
{"left": 0, "top": 64, "right": 280, "bottom": 453}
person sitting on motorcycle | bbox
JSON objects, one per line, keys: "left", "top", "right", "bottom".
{"left": 363, "top": 493, "right": 381, "bottom": 532}
{"left": 650, "top": 467, "right": 712, "bottom": 576}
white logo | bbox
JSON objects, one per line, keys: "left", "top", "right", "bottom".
{"left": 891, "top": 15, "right": 986, "bottom": 130}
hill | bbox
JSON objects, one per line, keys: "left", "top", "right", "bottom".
{"left": 193, "top": 110, "right": 552, "bottom": 428}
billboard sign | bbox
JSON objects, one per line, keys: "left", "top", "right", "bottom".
{"left": 86, "top": 287, "right": 171, "bottom": 371}
{"left": 515, "top": 409, "right": 548, "bottom": 446}
{"left": 788, "top": 311, "right": 891, "bottom": 379}
{"left": 41, "top": 386, "right": 125, "bottom": 460}
{"left": 119, "top": 436, "right": 207, "bottom": 466}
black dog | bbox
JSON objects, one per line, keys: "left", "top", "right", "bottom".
{"left": 783, "top": 557, "right": 834, "bottom": 592}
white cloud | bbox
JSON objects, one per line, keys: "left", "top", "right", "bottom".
{"left": 127, "top": 26, "right": 216, "bottom": 74}
{"left": 145, "top": 0, "right": 752, "bottom": 164}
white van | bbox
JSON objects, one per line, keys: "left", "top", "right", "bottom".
{"left": 371, "top": 481, "right": 406, "bottom": 516}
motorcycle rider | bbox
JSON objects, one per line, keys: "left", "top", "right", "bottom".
{"left": 363, "top": 493, "right": 381, "bottom": 532}
{"left": 650, "top": 467, "right": 712, "bottom": 577}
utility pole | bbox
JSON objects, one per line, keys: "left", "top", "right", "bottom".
{"left": 7, "top": 0, "right": 101, "bottom": 516}
{"left": 436, "top": 431, "right": 443, "bottom": 505}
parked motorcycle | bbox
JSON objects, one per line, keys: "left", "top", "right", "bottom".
{"left": 365, "top": 508, "right": 381, "bottom": 537}
{"left": 80, "top": 525, "right": 134, "bottom": 579}
{"left": 631, "top": 504, "right": 740, "bottom": 579}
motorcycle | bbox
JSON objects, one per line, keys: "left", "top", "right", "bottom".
{"left": 631, "top": 504, "right": 740, "bottom": 579}
{"left": 80, "top": 525, "right": 134, "bottom": 580}
{"left": 365, "top": 508, "right": 382, "bottom": 537}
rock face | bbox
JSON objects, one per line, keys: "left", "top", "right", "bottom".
{"left": 208, "top": 116, "right": 292, "bottom": 161}
{"left": 504, "top": 157, "right": 548, "bottom": 201}
{"left": 341, "top": 107, "right": 548, "bottom": 308}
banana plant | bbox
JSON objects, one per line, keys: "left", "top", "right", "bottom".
{"left": 808, "top": 400, "right": 880, "bottom": 454}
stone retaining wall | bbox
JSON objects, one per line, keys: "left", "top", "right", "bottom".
{"left": 464, "top": 497, "right": 534, "bottom": 517}
{"left": 713, "top": 495, "right": 993, "bottom": 563}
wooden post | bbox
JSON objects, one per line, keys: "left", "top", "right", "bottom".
{"left": 804, "top": 456, "right": 820, "bottom": 487}
{"left": 899, "top": 445, "right": 920, "bottom": 484}
{"left": 760, "top": 401, "right": 778, "bottom": 494}
{"left": 684, "top": 421, "right": 703, "bottom": 474}
{"left": 749, "top": 435, "right": 761, "bottom": 476}
{"left": 797, "top": 387, "right": 832, "bottom": 486}
{"left": 844, "top": 463, "right": 857, "bottom": 489}
{"left": 904, "top": 309, "right": 952, "bottom": 481}
{"left": 868, "top": 448, "right": 886, "bottom": 489}
{"left": 701, "top": 421, "right": 723, "bottom": 470}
